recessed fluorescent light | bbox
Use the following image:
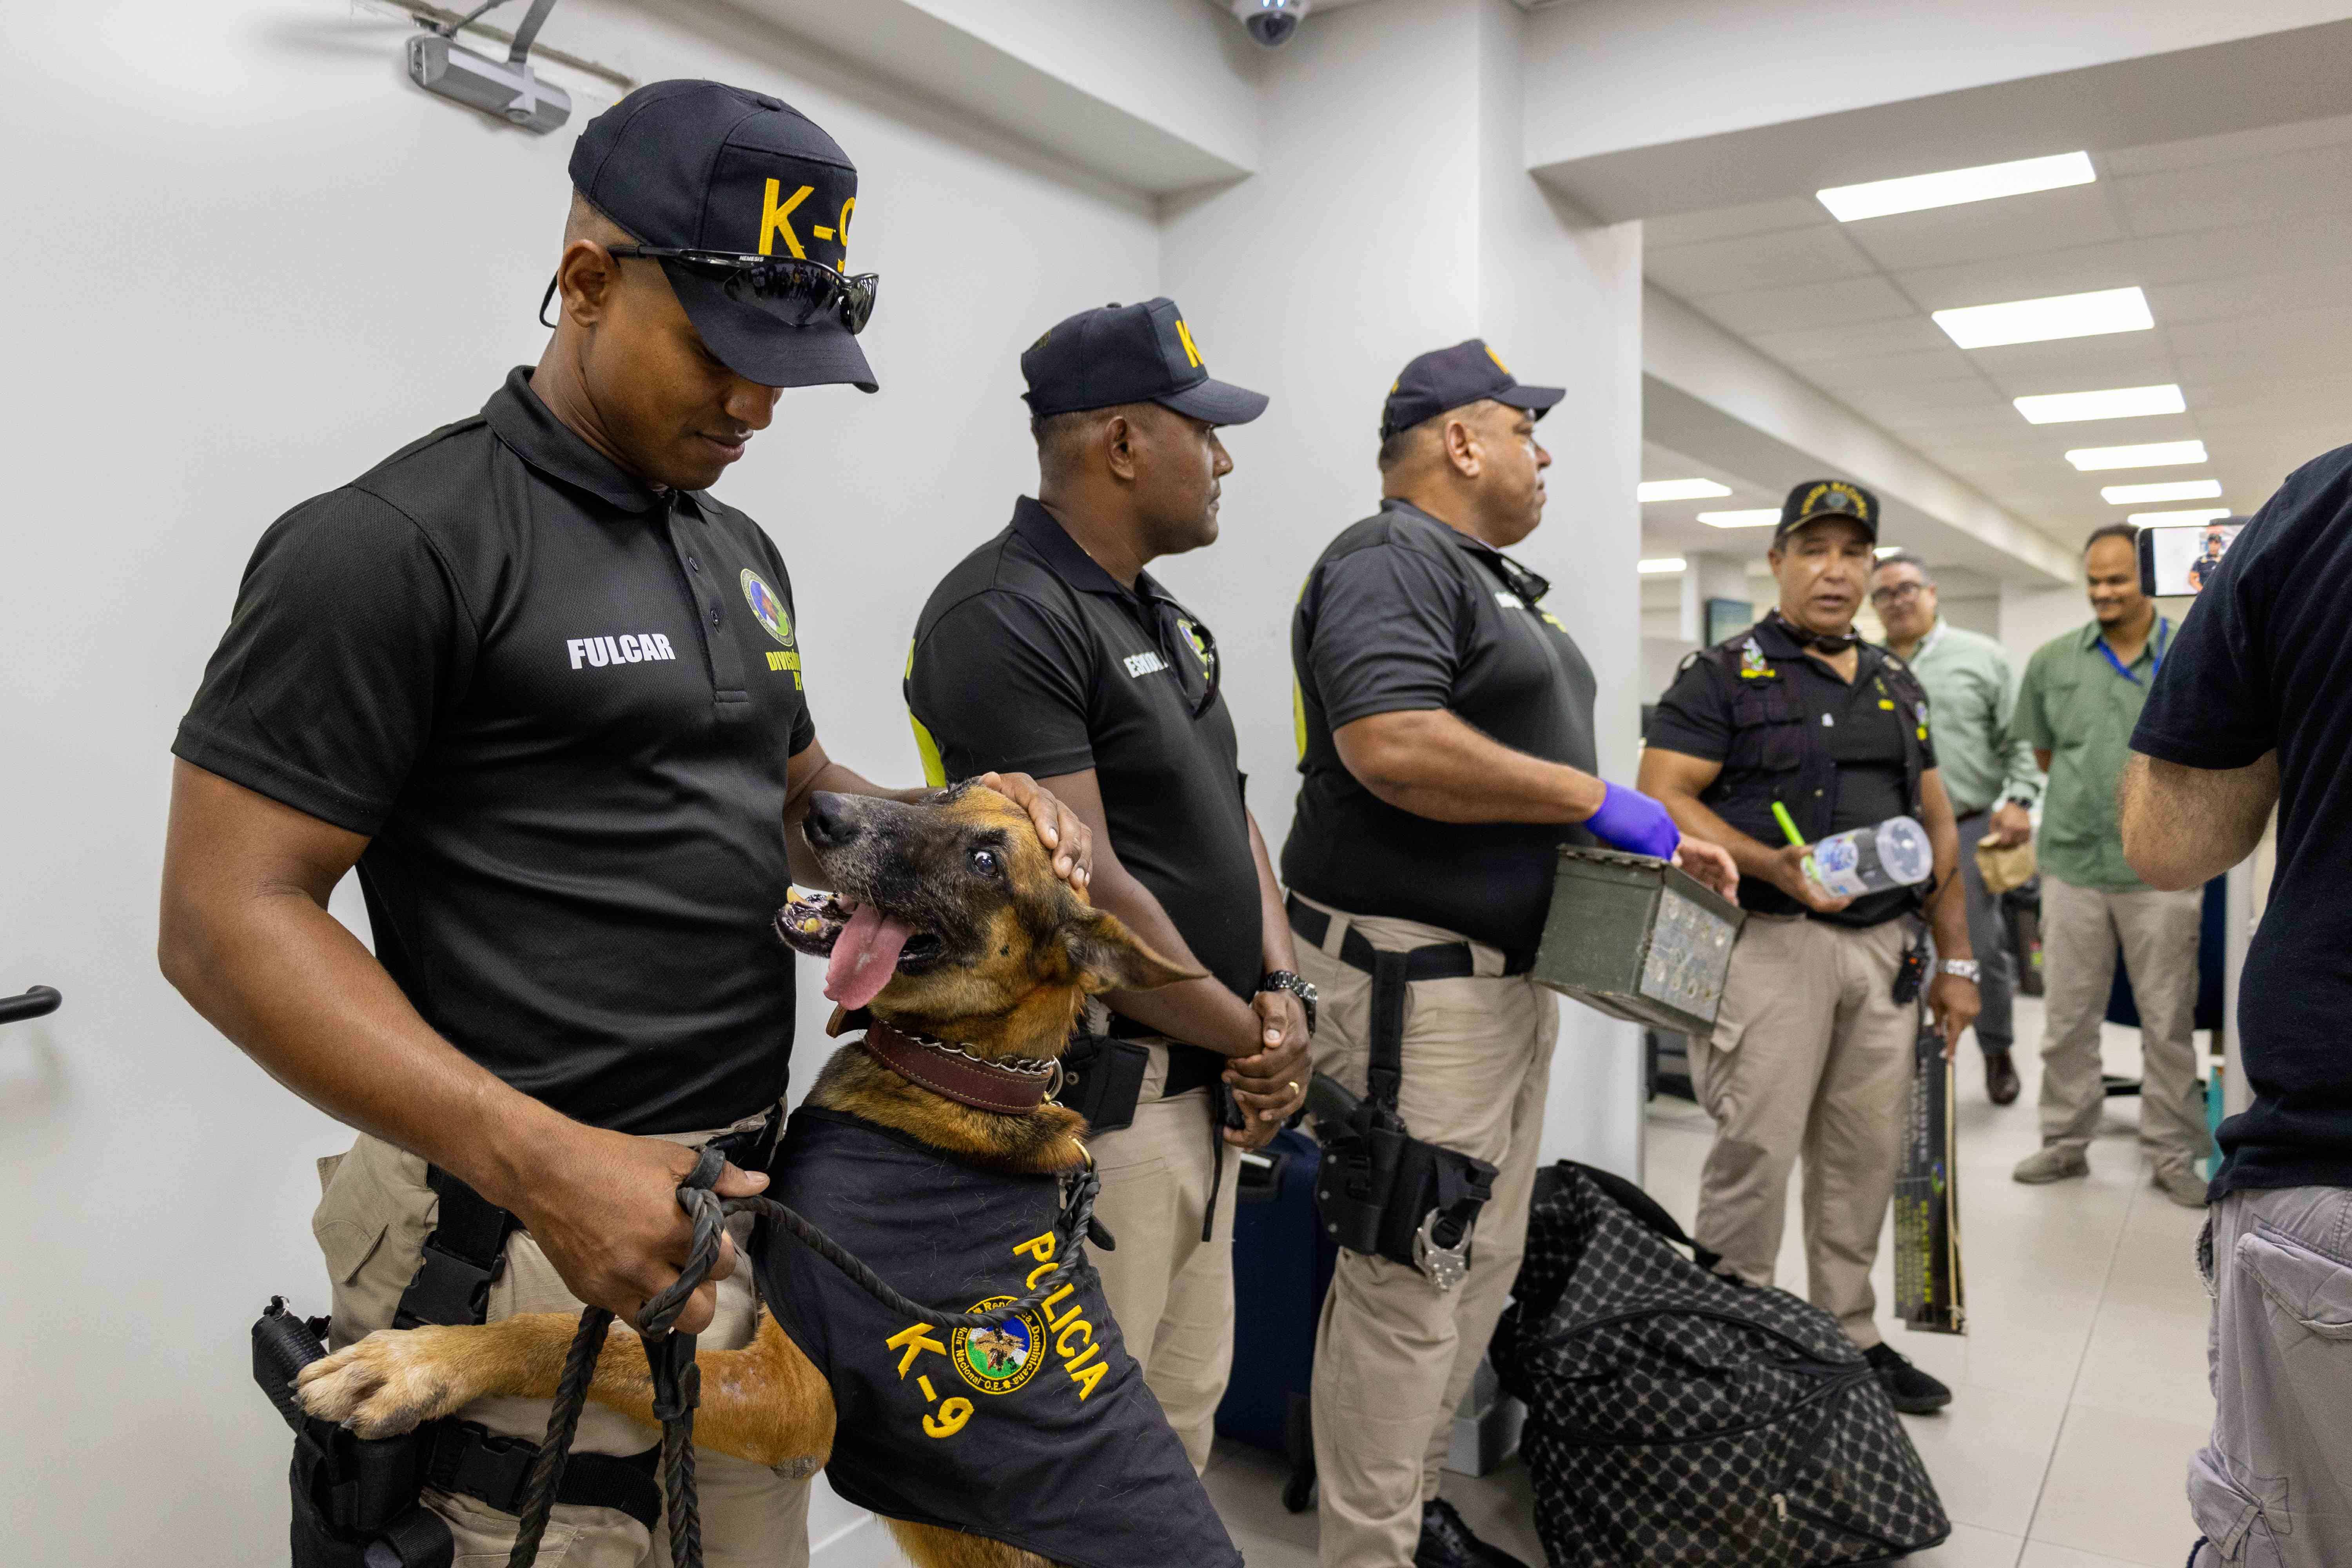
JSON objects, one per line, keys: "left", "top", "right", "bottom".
{"left": 2128, "top": 508, "right": 2232, "bottom": 525}
{"left": 2015, "top": 384, "right": 2186, "bottom": 425}
{"left": 1638, "top": 557, "right": 1688, "bottom": 575}
{"left": 1817, "top": 151, "right": 2096, "bottom": 222}
{"left": 2102, "top": 479, "right": 2223, "bottom": 505}
{"left": 1638, "top": 478, "right": 1733, "bottom": 503}
{"left": 2065, "top": 439, "right": 2207, "bottom": 471}
{"left": 1697, "top": 509, "right": 1781, "bottom": 529}
{"left": 1932, "top": 286, "right": 2153, "bottom": 350}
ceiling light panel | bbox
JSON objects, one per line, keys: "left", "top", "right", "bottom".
{"left": 1817, "top": 151, "right": 2096, "bottom": 223}
{"left": 1638, "top": 479, "right": 1733, "bottom": 503}
{"left": 2102, "top": 479, "right": 2223, "bottom": 504}
{"left": 1697, "top": 510, "right": 1781, "bottom": 529}
{"left": 2128, "top": 508, "right": 2232, "bottom": 525}
{"left": 1638, "top": 557, "right": 1688, "bottom": 575}
{"left": 2014, "top": 384, "right": 2186, "bottom": 425}
{"left": 1932, "top": 286, "right": 2153, "bottom": 349}
{"left": 2064, "top": 439, "right": 2208, "bottom": 471}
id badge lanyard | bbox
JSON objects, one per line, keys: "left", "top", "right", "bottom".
{"left": 2096, "top": 616, "right": 2171, "bottom": 685}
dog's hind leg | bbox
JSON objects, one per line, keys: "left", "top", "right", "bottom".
{"left": 298, "top": 1310, "right": 835, "bottom": 1474}
{"left": 884, "top": 1519, "right": 1060, "bottom": 1568}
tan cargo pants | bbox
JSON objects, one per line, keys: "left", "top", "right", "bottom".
{"left": 1687, "top": 913, "right": 1913, "bottom": 1348}
{"left": 1084, "top": 1036, "right": 1240, "bottom": 1476}
{"left": 2035, "top": 874, "right": 2207, "bottom": 1174}
{"left": 1291, "top": 894, "right": 1559, "bottom": 1568}
{"left": 311, "top": 1114, "right": 811, "bottom": 1568}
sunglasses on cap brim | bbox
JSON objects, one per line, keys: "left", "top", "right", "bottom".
{"left": 538, "top": 245, "right": 879, "bottom": 335}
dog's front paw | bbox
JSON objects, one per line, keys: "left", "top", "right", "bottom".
{"left": 296, "top": 1327, "right": 480, "bottom": 1437}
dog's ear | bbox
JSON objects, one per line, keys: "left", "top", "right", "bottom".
{"left": 1060, "top": 906, "right": 1205, "bottom": 993}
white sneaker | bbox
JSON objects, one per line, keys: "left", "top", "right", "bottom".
{"left": 2013, "top": 1146, "right": 2089, "bottom": 1184}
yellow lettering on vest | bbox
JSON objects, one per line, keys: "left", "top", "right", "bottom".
{"left": 924, "top": 1397, "right": 973, "bottom": 1437}
{"left": 1063, "top": 1341, "right": 1101, "bottom": 1372}
{"left": 1025, "top": 1260, "right": 1058, "bottom": 1292}
{"left": 1055, "top": 1319, "right": 1093, "bottom": 1358}
{"left": 887, "top": 1323, "right": 948, "bottom": 1377}
{"left": 918, "top": 1376, "right": 937, "bottom": 1401}
{"left": 759, "top": 180, "right": 813, "bottom": 258}
{"left": 1012, "top": 1232, "right": 1057, "bottom": 1262}
{"left": 1040, "top": 1284, "right": 1076, "bottom": 1324}
{"left": 1069, "top": 1359, "right": 1107, "bottom": 1401}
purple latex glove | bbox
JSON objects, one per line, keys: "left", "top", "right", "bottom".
{"left": 1588, "top": 781, "right": 1682, "bottom": 860}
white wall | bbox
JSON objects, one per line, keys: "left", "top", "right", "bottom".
{"left": 0, "top": 3, "right": 1158, "bottom": 1560}
{"left": 1158, "top": 0, "right": 1651, "bottom": 1181}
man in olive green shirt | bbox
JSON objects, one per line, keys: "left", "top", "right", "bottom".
{"left": 1873, "top": 552, "right": 2043, "bottom": 1106}
{"left": 2011, "top": 524, "right": 2205, "bottom": 1206}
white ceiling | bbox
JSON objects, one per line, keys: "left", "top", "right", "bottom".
{"left": 1639, "top": 112, "right": 2352, "bottom": 564}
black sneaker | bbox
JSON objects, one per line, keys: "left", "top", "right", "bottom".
{"left": 1416, "top": 1498, "right": 1532, "bottom": 1568}
{"left": 1865, "top": 1343, "right": 1952, "bottom": 1414}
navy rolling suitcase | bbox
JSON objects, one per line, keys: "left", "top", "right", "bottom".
{"left": 1216, "top": 1127, "right": 1336, "bottom": 1512}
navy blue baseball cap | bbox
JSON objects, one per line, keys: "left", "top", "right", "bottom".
{"left": 1777, "top": 478, "right": 1879, "bottom": 544}
{"left": 1380, "top": 339, "right": 1563, "bottom": 440}
{"left": 1021, "top": 299, "right": 1268, "bottom": 425}
{"left": 568, "top": 80, "right": 875, "bottom": 392}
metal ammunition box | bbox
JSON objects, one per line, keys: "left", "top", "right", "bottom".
{"left": 1532, "top": 846, "right": 1746, "bottom": 1036}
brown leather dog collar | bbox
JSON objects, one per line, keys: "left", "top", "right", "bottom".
{"left": 858, "top": 1016, "right": 1061, "bottom": 1115}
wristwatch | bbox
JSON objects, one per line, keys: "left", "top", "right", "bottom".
{"left": 1938, "top": 959, "right": 1982, "bottom": 983}
{"left": 1257, "top": 970, "right": 1319, "bottom": 1034}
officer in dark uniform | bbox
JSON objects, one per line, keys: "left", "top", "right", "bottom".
{"left": 158, "top": 82, "right": 1089, "bottom": 1566}
{"left": 906, "top": 298, "right": 1310, "bottom": 1474}
{"left": 1286, "top": 339, "right": 1737, "bottom": 1568}
{"left": 1639, "top": 478, "right": 1978, "bottom": 1417}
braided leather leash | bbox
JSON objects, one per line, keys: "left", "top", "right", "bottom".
{"left": 505, "top": 1145, "right": 1111, "bottom": 1567}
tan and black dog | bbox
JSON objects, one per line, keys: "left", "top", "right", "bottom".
{"left": 298, "top": 784, "right": 1244, "bottom": 1568}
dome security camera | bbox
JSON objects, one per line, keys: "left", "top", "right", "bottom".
{"left": 1230, "top": 0, "right": 1311, "bottom": 49}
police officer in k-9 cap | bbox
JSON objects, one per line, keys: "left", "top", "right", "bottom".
{"left": 1286, "top": 340, "right": 1738, "bottom": 1568}
{"left": 1640, "top": 478, "right": 1978, "bottom": 1419}
{"left": 906, "top": 299, "right": 1313, "bottom": 1475}
{"left": 160, "top": 81, "right": 1093, "bottom": 1566}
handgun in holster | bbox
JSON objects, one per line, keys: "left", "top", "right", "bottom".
{"left": 1306, "top": 1073, "right": 1496, "bottom": 1292}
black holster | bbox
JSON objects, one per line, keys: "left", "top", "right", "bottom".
{"left": 1059, "top": 1032, "right": 1151, "bottom": 1135}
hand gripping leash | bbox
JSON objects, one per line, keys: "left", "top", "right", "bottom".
{"left": 505, "top": 1145, "right": 1111, "bottom": 1568}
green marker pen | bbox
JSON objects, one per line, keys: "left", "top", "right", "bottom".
{"left": 1771, "top": 800, "right": 1806, "bottom": 848}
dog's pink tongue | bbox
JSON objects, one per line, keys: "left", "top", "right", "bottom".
{"left": 824, "top": 903, "right": 915, "bottom": 1011}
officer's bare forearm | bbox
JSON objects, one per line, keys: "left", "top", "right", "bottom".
{"left": 157, "top": 761, "right": 578, "bottom": 1215}
{"left": 1249, "top": 813, "right": 1298, "bottom": 975}
{"left": 1333, "top": 709, "right": 1607, "bottom": 824}
{"left": 1636, "top": 748, "right": 1788, "bottom": 888}
{"left": 1919, "top": 771, "right": 1972, "bottom": 962}
{"left": 2121, "top": 750, "right": 2278, "bottom": 889}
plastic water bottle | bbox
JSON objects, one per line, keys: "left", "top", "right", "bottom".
{"left": 1805, "top": 816, "right": 1933, "bottom": 899}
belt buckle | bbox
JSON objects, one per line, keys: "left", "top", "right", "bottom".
{"left": 1413, "top": 1210, "right": 1473, "bottom": 1293}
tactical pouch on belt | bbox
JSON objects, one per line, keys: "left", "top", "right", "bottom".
{"left": 1287, "top": 897, "right": 1506, "bottom": 1292}
{"left": 1059, "top": 1032, "right": 1151, "bottom": 1135}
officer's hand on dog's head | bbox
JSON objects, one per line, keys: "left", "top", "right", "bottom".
{"left": 973, "top": 771, "right": 1094, "bottom": 892}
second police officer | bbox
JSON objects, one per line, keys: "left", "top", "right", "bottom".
{"left": 905, "top": 299, "right": 1314, "bottom": 1475}
{"left": 1285, "top": 341, "right": 1738, "bottom": 1568}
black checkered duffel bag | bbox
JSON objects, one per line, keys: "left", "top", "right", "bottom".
{"left": 1491, "top": 1162, "right": 1949, "bottom": 1566}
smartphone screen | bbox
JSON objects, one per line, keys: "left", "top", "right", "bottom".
{"left": 2138, "top": 518, "right": 2243, "bottom": 597}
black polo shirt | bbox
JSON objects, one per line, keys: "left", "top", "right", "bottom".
{"left": 1647, "top": 617, "right": 1935, "bottom": 929}
{"left": 904, "top": 498, "right": 1261, "bottom": 1003}
{"left": 2134, "top": 441, "right": 2352, "bottom": 1198}
{"left": 1283, "top": 499, "right": 1599, "bottom": 960}
{"left": 173, "top": 368, "right": 815, "bottom": 1134}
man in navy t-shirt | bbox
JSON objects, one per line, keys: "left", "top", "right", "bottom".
{"left": 2122, "top": 446, "right": 2352, "bottom": 1565}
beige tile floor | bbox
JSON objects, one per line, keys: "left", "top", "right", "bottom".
{"left": 1200, "top": 996, "right": 2218, "bottom": 1566}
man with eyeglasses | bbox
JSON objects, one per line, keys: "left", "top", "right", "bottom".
{"left": 905, "top": 299, "right": 1311, "bottom": 1475}
{"left": 1870, "top": 551, "right": 2042, "bottom": 1106}
{"left": 160, "top": 83, "right": 1092, "bottom": 1567}
{"left": 1285, "top": 341, "right": 1738, "bottom": 1568}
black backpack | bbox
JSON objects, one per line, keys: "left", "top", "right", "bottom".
{"left": 1491, "top": 1162, "right": 1951, "bottom": 1566}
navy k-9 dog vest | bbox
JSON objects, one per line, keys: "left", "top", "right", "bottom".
{"left": 757, "top": 1106, "right": 1243, "bottom": 1568}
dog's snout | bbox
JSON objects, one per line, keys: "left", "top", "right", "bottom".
{"left": 803, "top": 791, "right": 861, "bottom": 851}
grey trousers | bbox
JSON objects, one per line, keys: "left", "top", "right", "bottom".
{"left": 2034, "top": 874, "right": 2205, "bottom": 1173}
{"left": 2189, "top": 1185, "right": 2352, "bottom": 1566}
{"left": 1953, "top": 810, "right": 2018, "bottom": 1055}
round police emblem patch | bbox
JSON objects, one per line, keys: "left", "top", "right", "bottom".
{"left": 739, "top": 568, "right": 793, "bottom": 647}
{"left": 949, "top": 1297, "right": 1045, "bottom": 1395}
